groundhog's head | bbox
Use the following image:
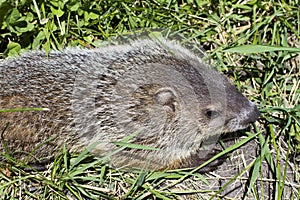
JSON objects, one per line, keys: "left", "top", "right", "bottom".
{"left": 112, "top": 60, "right": 260, "bottom": 147}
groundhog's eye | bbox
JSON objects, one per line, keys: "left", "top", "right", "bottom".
{"left": 205, "top": 110, "right": 220, "bottom": 119}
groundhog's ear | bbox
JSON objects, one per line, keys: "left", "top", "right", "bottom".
{"left": 153, "top": 88, "right": 177, "bottom": 113}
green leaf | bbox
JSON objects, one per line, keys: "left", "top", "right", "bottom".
{"left": 0, "top": 107, "right": 48, "bottom": 113}
{"left": 69, "top": 141, "right": 102, "bottom": 170}
{"left": 50, "top": 6, "right": 64, "bottom": 17}
{"left": 68, "top": 2, "right": 80, "bottom": 12}
{"left": 4, "top": 42, "right": 21, "bottom": 57}
{"left": 15, "top": 22, "right": 35, "bottom": 33}
{"left": 224, "top": 45, "right": 300, "bottom": 53}
{"left": 6, "top": 8, "right": 21, "bottom": 25}
{"left": 88, "top": 12, "right": 99, "bottom": 20}
{"left": 32, "top": 31, "right": 46, "bottom": 49}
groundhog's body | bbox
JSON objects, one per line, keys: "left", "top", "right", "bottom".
{"left": 0, "top": 38, "right": 259, "bottom": 170}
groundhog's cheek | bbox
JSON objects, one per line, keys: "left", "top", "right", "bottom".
{"left": 209, "top": 118, "right": 226, "bottom": 128}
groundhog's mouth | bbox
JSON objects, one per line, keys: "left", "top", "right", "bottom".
{"left": 221, "top": 121, "right": 247, "bottom": 134}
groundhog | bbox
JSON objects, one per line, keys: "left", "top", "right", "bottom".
{"left": 0, "top": 38, "right": 260, "bottom": 171}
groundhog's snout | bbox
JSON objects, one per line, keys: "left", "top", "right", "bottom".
{"left": 225, "top": 99, "right": 260, "bottom": 133}
{"left": 243, "top": 102, "right": 260, "bottom": 125}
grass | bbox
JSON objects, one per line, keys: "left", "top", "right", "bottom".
{"left": 0, "top": 0, "right": 299, "bottom": 199}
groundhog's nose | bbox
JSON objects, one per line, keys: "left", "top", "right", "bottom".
{"left": 244, "top": 103, "right": 260, "bottom": 124}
